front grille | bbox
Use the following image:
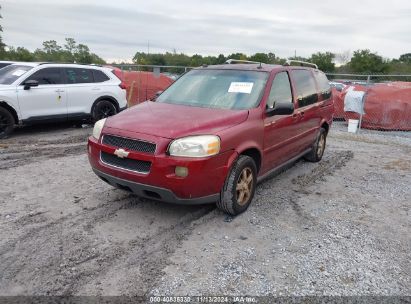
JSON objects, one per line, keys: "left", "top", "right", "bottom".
{"left": 102, "top": 135, "right": 156, "bottom": 154}
{"left": 101, "top": 151, "right": 151, "bottom": 173}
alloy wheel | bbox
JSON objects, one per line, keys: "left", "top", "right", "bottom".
{"left": 317, "top": 133, "right": 325, "bottom": 158}
{"left": 236, "top": 167, "right": 253, "bottom": 206}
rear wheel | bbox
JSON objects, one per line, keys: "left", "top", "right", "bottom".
{"left": 217, "top": 155, "right": 257, "bottom": 215}
{"left": 304, "top": 127, "right": 327, "bottom": 162}
{"left": 0, "top": 107, "right": 15, "bottom": 139}
{"left": 92, "top": 100, "right": 117, "bottom": 122}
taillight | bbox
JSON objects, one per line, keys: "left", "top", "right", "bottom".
{"left": 119, "top": 82, "right": 127, "bottom": 90}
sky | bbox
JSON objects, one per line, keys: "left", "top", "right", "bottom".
{"left": 1, "top": 0, "right": 410, "bottom": 62}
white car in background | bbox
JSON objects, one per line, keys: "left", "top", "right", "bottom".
{"left": 329, "top": 81, "right": 347, "bottom": 92}
{"left": 0, "top": 62, "right": 127, "bottom": 138}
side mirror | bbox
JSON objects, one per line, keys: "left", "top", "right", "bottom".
{"left": 23, "top": 80, "right": 39, "bottom": 90}
{"left": 266, "top": 102, "right": 294, "bottom": 117}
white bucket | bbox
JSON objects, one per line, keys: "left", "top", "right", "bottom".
{"left": 348, "top": 119, "right": 359, "bottom": 133}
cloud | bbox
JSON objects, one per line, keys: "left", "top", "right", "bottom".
{"left": 1, "top": 0, "right": 410, "bottom": 61}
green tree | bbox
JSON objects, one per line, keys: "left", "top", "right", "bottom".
{"left": 190, "top": 54, "right": 203, "bottom": 66}
{"left": 267, "top": 52, "right": 276, "bottom": 64}
{"left": 42, "top": 40, "right": 61, "bottom": 54}
{"left": 0, "top": 5, "right": 6, "bottom": 54}
{"left": 309, "top": 52, "right": 335, "bottom": 72}
{"left": 64, "top": 38, "right": 76, "bottom": 53}
{"left": 133, "top": 52, "right": 166, "bottom": 66}
{"left": 74, "top": 43, "right": 92, "bottom": 63}
{"left": 5, "top": 47, "right": 35, "bottom": 61}
{"left": 216, "top": 54, "right": 226, "bottom": 64}
{"left": 63, "top": 38, "right": 76, "bottom": 62}
{"left": 227, "top": 53, "right": 247, "bottom": 61}
{"left": 399, "top": 53, "right": 411, "bottom": 63}
{"left": 89, "top": 53, "right": 106, "bottom": 65}
{"left": 348, "top": 49, "right": 389, "bottom": 73}
{"left": 249, "top": 53, "right": 269, "bottom": 63}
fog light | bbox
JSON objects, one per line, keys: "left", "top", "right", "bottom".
{"left": 175, "top": 166, "right": 188, "bottom": 177}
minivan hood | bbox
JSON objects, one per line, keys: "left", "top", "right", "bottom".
{"left": 105, "top": 101, "right": 249, "bottom": 139}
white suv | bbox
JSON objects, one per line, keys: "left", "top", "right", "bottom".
{"left": 0, "top": 62, "right": 127, "bottom": 138}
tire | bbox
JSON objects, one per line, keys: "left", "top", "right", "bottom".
{"left": 304, "top": 127, "right": 327, "bottom": 162}
{"left": 217, "top": 155, "right": 257, "bottom": 216}
{"left": 0, "top": 107, "right": 15, "bottom": 139}
{"left": 92, "top": 100, "right": 117, "bottom": 122}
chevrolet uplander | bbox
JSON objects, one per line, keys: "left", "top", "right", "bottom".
{"left": 88, "top": 60, "right": 334, "bottom": 215}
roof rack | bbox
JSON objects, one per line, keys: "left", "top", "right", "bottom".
{"left": 225, "top": 59, "right": 261, "bottom": 65}
{"left": 225, "top": 59, "right": 263, "bottom": 69}
{"left": 284, "top": 60, "right": 318, "bottom": 69}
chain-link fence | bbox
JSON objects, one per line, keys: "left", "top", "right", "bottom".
{"left": 111, "top": 64, "right": 191, "bottom": 107}
{"left": 326, "top": 73, "right": 411, "bottom": 132}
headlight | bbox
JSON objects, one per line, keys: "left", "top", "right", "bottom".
{"left": 168, "top": 135, "right": 220, "bottom": 157}
{"left": 92, "top": 118, "right": 106, "bottom": 140}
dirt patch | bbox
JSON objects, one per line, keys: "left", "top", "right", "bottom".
{"left": 0, "top": 123, "right": 410, "bottom": 296}
{"left": 383, "top": 159, "right": 411, "bottom": 171}
{"left": 291, "top": 150, "right": 354, "bottom": 188}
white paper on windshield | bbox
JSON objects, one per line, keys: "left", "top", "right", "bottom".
{"left": 228, "top": 82, "right": 254, "bottom": 94}
{"left": 12, "top": 70, "right": 26, "bottom": 77}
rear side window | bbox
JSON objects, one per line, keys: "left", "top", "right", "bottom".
{"left": 314, "top": 71, "right": 332, "bottom": 100}
{"left": 65, "top": 68, "right": 94, "bottom": 84}
{"left": 93, "top": 70, "right": 110, "bottom": 82}
{"left": 267, "top": 72, "right": 293, "bottom": 109}
{"left": 25, "top": 68, "right": 63, "bottom": 85}
{"left": 291, "top": 69, "right": 318, "bottom": 107}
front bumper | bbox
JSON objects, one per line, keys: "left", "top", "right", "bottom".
{"left": 93, "top": 168, "right": 219, "bottom": 204}
{"left": 88, "top": 131, "right": 237, "bottom": 203}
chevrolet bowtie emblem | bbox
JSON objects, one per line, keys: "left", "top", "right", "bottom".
{"left": 114, "top": 148, "right": 129, "bottom": 158}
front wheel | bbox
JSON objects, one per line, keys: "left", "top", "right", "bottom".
{"left": 92, "top": 100, "right": 117, "bottom": 122}
{"left": 304, "top": 127, "right": 327, "bottom": 162}
{"left": 0, "top": 107, "right": 15, "bottom": 139}
{"left": 217, "top": 155, "right": 257, "bottom": 215}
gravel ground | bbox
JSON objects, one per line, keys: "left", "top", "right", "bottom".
{"left": 0, "top": 122, "right": 410, "bottom": 297}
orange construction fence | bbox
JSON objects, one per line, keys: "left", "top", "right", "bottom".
{"left": 108, "top": 67, "right": 174, "bottom": 107}
{"left": 333, "top": 82, "right": 411, "bottom": 131}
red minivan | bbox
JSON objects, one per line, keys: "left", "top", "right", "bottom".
{"left": 88, "top": 60, "right": 334, "bottom": 215}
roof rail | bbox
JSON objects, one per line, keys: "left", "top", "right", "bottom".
{"left": 225, "top": 59, "right": 261, "bottom": 65}
{"left": 284, "top": 60, "right": 318, "bottom": 69}
{"left": 38, "top": 62, "right": 103, "bottom": 67}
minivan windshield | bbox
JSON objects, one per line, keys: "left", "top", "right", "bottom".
{"left": 0, "top": 65, "right": 33, "bottom": 85}
{"left": 157, "top": 69, "right": 269, "bottom": 110}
